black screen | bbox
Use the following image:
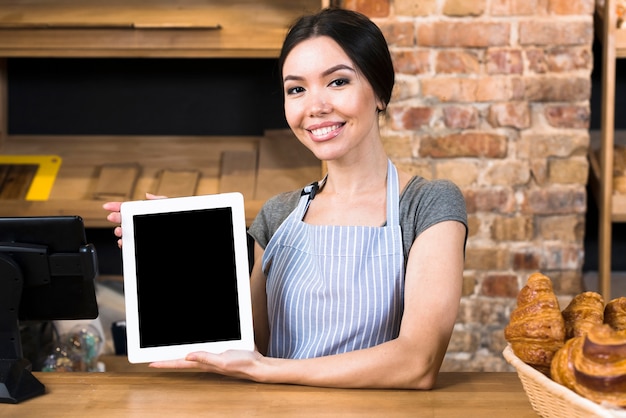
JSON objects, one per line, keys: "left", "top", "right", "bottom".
{"left": 132, "top": 208, "right": 241, "bottom": 348}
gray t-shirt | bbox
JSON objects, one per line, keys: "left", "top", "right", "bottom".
{"left": 248, "top": 176, "right": 468, "bottom": 263}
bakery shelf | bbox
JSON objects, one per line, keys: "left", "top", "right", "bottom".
{"left": 0, "top": 134, "right": 256, "bottom": 226}
{"left": 0, "top": 133, "right": 321, "bottom": 227}
{"left": 0, "top": 1, "right": 325, "bottom": 227}
{"left": 0, "top": 0, "right": 321, "bottom": 58}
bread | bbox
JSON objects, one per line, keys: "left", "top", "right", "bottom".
{"left": 504, "top": 272, "right": 566, "bottom": 375}
{"left": 562, "top": 291, "right": 605, "bottom": 339}
{"left": 550, "top": 335, "right": 583, "bottom": 391}
{"left": 605, "top": 297, "right": 626, "bottom": 331}
{"left": 570, "top": 324, "right": 626, "bottom": 408}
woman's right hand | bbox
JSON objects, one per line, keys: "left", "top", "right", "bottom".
{"left": 102, "top": 193, "right": 167, "bottom": 248}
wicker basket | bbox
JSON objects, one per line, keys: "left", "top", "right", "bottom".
{"left": 502, "top": 345, "right": 626, "bottom": 418}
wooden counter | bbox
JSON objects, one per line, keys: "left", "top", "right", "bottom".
{"left": 0, "top": 371, "right": 537, "bottom": 417}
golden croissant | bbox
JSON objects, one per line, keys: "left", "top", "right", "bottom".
{"left": 605, "top": 297, "right": 626, "bottom": 331}
{"left": 569, "top": 324, "right": 626, "bottom": 408}
{"left": 562, "top": 291, "right": 604, "bottom": 339}
{"left": 504, "top": 272, "right": 565, "bottom": 375}
{"left": 550, "top": 335, "right": 582, "bottom": 390}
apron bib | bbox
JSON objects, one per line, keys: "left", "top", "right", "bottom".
{"left": 262, "top": 160, "right": 404, "bottom": 359}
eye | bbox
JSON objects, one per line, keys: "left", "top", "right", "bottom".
{"left": 329, "top": 78, "right": 350, "bottom": 87}
{"left": 286, "top": 86, "right": 305, "bottom": 95}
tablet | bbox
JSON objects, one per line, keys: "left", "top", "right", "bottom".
{"left": 120, "top": 192, "right": 254, "bottom": 363}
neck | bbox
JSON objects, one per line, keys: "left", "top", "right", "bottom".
{"left": 322, "top": 154, "right": 388, "bottom": 198}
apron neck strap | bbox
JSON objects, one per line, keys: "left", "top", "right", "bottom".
{"left": 297, "top": 160, "right": 400, "bottom": 225}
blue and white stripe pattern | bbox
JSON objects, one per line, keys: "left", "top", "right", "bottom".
{"left": 262, "top": 160, "right": 405, "bottom": 359}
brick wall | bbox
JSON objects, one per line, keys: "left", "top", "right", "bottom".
{"left": 341, "top": 0, "right": 595, "bottom": 371}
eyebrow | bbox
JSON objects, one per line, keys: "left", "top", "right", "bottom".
{"left": 283, "top": 64, "right": 356, "bottom": 83}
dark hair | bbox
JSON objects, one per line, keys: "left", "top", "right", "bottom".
{"left": 278, "top": 8, "right": 395, "bottom": 109}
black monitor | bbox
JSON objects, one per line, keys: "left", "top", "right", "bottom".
{"left": 0, "top": 216, "right": 99, "bottom": 404}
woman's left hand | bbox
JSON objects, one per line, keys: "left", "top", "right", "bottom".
{"left": 149, "top": 349, "right": 265, "bottom": 381}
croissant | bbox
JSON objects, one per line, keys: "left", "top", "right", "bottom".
{"left": 550, "top": 335, "right": 583, "bottom": 390}
{"left": 504, "top": 272, "right": 565, "bottom": 375}
{"left": 562, "top": 291, "right": 605, "bottom": 339}
{"left": 570, "top": 324, "right": 626, "bottom": 408}
{"left": 605, "top": 297, "right": 626, "bottom": 331}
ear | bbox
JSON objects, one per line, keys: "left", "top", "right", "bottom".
{"left": 376, "top": 97, "right": 386, "bottom": 113}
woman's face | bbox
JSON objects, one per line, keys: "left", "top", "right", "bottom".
{"left": 282, "top": 36, "right": 384, "bottom": 163}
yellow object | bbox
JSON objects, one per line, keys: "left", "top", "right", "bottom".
{"left": 0, "top": 155, "right": 62, "bottom": 200}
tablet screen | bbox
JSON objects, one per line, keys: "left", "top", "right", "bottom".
{"left": 133, "top": 207, "right": 241, "bottom": 348}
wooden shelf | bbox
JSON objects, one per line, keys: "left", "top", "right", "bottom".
{"left": 589, "top": 0, "right": 626, "bottom": 300}
{"left": 0, "top": 133, "right": 321, "bottom": 227}
{"left": 0, "top": 0, "right": 321, "bottom": 58}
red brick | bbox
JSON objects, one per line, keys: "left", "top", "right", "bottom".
{"left": 488, "top": 102, "right": 531, "bottom": 129}
{"left": 486, "top": 48, "right": 523, "bottom": 74}
{"left": 481, "top": 274, "right": 519, "bottom": 298}
{"left": 519, "top": 20, "right": 593, "bottom": 46}
{"left": 467, "top": 215, "right": 481, "bottom": 237}
{"left": 548, "top": 0, "right": 595, "bottom": 15}
{"left": 544, "top": 105, "right": 590, "bottom": 128}
{"left": 491, "top": 215, "right": 534, "bottom": 241}
{"left": 548, "top": 157, "right": 589, "bottom": 184}
{"left": 543, "top": 243, "right": 585, "bottom": 270}
{"left": 526, "top": 49, "right": 549, "bottom": 73}
{"left": 549, "top": 270, "right": 585, "bottom": 294}
{"left": 462, "top": 273, "right": 477, "bottom": 297}
{"left": 547, "top": 47, "right": 593, "bottom": 72}
{"left": 443, "top": 0, "right": 487, "bottom": 16}
{"left": 464, "top": 247, "right": 510, "bottom": 270}
{"left": 484, "top": 160, "right": 531, "bottom": 186}
{"left": 419, "top": 132, "right": 508, "bottom": 158}
{"left": 388, "top": 106, "right": 434, "bottom": 130}
{"left": 519, "top": 132, "right": 590, "bottom": 159}
{"left": 537, "top": 215, "right": 585, "bottom": 242}
{"left": 524, "top": 76, "right": 591, "bottom": 102}
{"left": 378, "top": 21, "right": 415, "bottom": 47}
{"left": 463, "top": 188, "right": 516, "bottom": 214}
{"left": 522, "top": 186, "right": 586, "bottom": 215}
{"left": 443, "top": 106, "right": 479, "bottom": 129}
{"left": 392, "top": 50, "right": 430, "bottom": 75}
{"left": 491, "top": 0, "right": 548, "bottom": 15}
{"left": 512, "top": 249, "right": 542, "bottom": 270}
{"left": 422, "top": 76, "right": 524, "bottom": 102}
{"left": 436, "top": 50, "right": 481, "bottom": 74}
{"left": 394, "top": 0, "right": 437, "bottom": 16}
{"left": 417, "top": 22, "right": 510, "bottom": 47}
{"left": 342, "top": 0, "right": 390, "bottom": 17}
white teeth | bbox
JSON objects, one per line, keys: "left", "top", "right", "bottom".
{"left": 310, "top": 125, "right": 340, "bottom": 136}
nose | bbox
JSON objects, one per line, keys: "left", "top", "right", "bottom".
{"left": 308, "top": 95, "right": 332, "bottom": 117}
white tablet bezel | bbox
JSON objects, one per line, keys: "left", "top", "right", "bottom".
{"left": 120, "top": 192, "right": 254, "bottom": 363}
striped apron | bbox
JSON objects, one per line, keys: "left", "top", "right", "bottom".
{"left": 262, "top": 160, "right": 405, "bottom": 359}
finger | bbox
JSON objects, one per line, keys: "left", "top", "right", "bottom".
{"left": 102, "top": 201, "right": 122, "bottom": 211}
{"left": 107, "top": 212, "right": 122, "bottom": 224}
{"left": 185, "top": 351, "right": 222, "bottom": 364}
{"left": 146, "top": 192, "right": 168, "bottom": 200}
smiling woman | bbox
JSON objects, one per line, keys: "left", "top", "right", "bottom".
{"left": 103, "top": 7, "right": 468, "bottom": 390}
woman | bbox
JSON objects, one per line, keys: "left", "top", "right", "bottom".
{"left": 104, "top": 8, "right": 467, "bottom": 389}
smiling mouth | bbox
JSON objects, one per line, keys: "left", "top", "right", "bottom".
{"left": 309, "top": 123, "right": 344, "bottom": 137}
